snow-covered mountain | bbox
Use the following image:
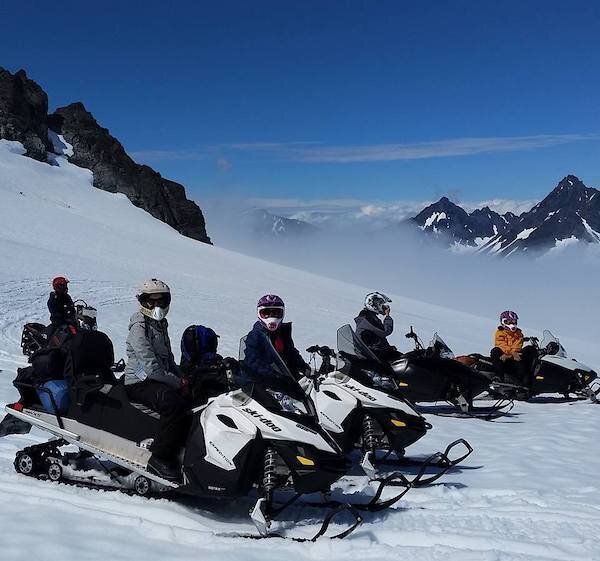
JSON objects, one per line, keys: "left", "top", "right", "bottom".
{"left": 412, "top": 196, "right": 518, "bottom": 246}
{"left": 1, "top": 137, "right": 600, "bottom": 561}
{"left": 480, "top": 175, "right": 600, "bottom": 256}
{"left": 410, "top": 176, "right": 600, "bottom": 256}
{"left": 240, "top": 208, "right": 318, "bottom": 239}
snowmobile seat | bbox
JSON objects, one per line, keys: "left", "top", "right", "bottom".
{"left": 67, "top": 380, "right": 162, "bottom": 443}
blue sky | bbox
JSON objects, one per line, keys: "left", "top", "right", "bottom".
{"left": 2, "top": 0, "right": 600, "bottom": 203}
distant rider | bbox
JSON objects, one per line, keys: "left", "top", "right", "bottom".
{"left": 355, "top": 292, "right": 402, "bottom": 361}
{"left": 490, "top": 310, "right": 536, "bottom": 386}
{"left": 47, "top": 276, "right": 76, "bottom": 328}
{"left": 242, "top": 294, "right": 310, "bottom": 382}
{"left": 123, "top": 279, "right": 188, "bottom": 481}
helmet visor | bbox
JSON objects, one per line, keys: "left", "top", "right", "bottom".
{"left": 258, "top": 307, "right": 284, "bottom": 319}
{"left": 141, "top": 293, "right": 171, "bottom": 309}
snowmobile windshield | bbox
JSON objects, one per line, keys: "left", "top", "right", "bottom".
{"left": 336, "top": 324, "right": 383, "bottom": 364}
{"left": 238, "top": 335, "right": 309, "bottom": 405}
{"left": 540, "top": 330, "right": 567, "bottom": 357}
{"left": 428, "top": 333, "right": 455, "bottom": 359}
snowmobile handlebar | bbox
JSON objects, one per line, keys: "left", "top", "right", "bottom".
{"left": 306, "top": 345, "right": 335, "bottom": 357}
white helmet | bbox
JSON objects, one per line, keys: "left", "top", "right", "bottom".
{"left": 137, "top": 279, "right": 171, "bottom": 321}
{"left": 364, "top": 292, "right": 392, "bottom": 315}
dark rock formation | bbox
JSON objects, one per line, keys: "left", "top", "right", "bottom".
{"left": 412, "top": 197, "right": 519, "bottom": 247}
{"left": 0, "top": 67, "right": 53, "bottom": 161}
{"left": 48, "top": 103, "right": 211, "bottom": 243}
{"left": 480, "top": 175, "right": 600, "bottom": 256}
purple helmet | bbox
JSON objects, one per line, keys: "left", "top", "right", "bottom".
{"left": 500, "top": 310, "right": 519, "bottom": 331}
{"left": 257, "top": 294, "right": 285, "bottom": 308}
{"left": 257, "top": 294, "right": 285, "bottom": 331}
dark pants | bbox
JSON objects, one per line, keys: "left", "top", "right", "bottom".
{"left": 126, "top": 380, "right": 190, "bottom": 460}
{"left": 490, "top": 346, "right": 537, "bottom": 386}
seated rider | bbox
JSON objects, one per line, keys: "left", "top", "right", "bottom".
{"left": 243, "top": 294, "right": 311, "bottom": 383}
{"left": 355, "top": 292, "right": 402, "bottom": 361}
{"left": 123, "top": 279, "right": 189, "bottom": 481}
{"left": 180, "top": 325, "right": 231, "bottom": 400}
{"left": 490, "top": 310, "right": 536, "bottom": 386}
{"left": 47, "top": 276, "right": 76, "bottom": 342}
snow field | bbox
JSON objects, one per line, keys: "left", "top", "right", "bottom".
{"left": 1, "top": 140, "right": 599, "bottom": 560}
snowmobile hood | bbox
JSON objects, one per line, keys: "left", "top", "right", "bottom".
{"left": 541, "top": 354, "right": 595, "bottom": 373}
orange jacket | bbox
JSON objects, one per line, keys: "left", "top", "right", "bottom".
{"left": 494, "top": 326, "right": 524, "bottom": 354}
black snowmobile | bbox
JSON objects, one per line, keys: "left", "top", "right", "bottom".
{"left": 0, "top": 330, "right": 422, "bottom": 540}
{"left": 467, "top": 330, "right": 599, "bottom": 403}
{"left": 20, "top": 299, "right": 98, "bottom": 357}
{"left": 384, "top": 328, "right": 509, "bottom": 418}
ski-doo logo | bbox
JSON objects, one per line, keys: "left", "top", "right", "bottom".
{"left": 342, "top": 383, "right": 376, "bottom": 402}
{"left": 241, "top": 407, "right": 282, "bottom": 432}
{"left": 209, "top": 440, "right": 233, "bottom": 466}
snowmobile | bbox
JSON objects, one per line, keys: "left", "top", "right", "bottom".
{"left": 303, "top": 324, "right": 473, "bottom": 480}
{"left": 0, "top": 330, "right": 419, "bottom": 541}
{"left": 467, "top": 330, "right": 599, "bottom": 403}
{"left": 383, "top": 327, "right": 508, "bottom": 418}
{"left": 20, "top": 300, "right": 98, "bottom": 357}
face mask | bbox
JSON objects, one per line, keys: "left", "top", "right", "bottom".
{"left": 261, "top": 316, "right": 282, "bottom": 332}
{"left": 502, "top": 320, "right": 518, "bottom": 332}
{"left": 150, "top": 306, "right": 168, "bottom": 321}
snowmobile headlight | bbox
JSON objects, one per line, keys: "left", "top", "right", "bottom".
{"left": 390, "top": 419, "right": 407, "bottom": 428}
{"left": 266, "top": 390, "right": 310, "bottom": 416}
{"left": 361, "top": 369, "right": 396, "bottom": 391}
{"left": 296, "top": 455, "right": 315, "bottom": 466}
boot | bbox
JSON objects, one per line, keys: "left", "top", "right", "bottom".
{"left": 147, "top": 454, "right": 181, "bottom": 482}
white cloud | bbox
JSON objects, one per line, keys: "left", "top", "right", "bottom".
{"left": 130, "top": 133, "right": 600, "bottom": 164}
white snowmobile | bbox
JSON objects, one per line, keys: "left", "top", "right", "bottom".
{"left": 0, "top": 330, "right": 418, "bottom": 540}
{"left": 303, "top": 325, "right": 472, "bottom": 482}
{"left": 468, "top": 330, "right": 599, "bottom": 403}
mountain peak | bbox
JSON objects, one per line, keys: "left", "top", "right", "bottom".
{"left": 554, "top": 175, "right": 586, "bottom": 192}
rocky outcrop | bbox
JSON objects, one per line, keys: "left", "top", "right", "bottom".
{"left": 479, "top": 175, "right": 600, "bottom": 256}
{"left": 0, "top": 67, "right": 53, "bottom": 161}
{"left": 48, "top": 103, "right": 211, "bottom": 243}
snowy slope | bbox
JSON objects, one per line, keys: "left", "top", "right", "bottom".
{"left": 1, "top": 139, "right": 600, "bottom": 561}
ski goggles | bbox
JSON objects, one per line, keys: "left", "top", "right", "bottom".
{"left": 258, "top": 307, "right": 284, "bottom": 319}
{"left": 143, "top": 293, "right": 171, "bottom": 308}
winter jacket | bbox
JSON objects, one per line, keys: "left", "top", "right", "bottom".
{"left": 242, "top": 321, "right": 308, "bottom": 381}
{"left": 47, "top": 292, "right": 75, "bottom": 326}
{"left": 123, "top": 311, "right": 180, "bottom": 388}
{"left": 354, "top": 309, "right": 394, "bottom": 355}
{"left": 494, "top": 326, "right": 524, "bottom": 354}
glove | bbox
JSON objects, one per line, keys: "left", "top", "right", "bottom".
{"left": 512, "top": 352, "right": 522, "bottom": 361}
{"left": 180, "top": 376, "right": 191, "bottom": 395}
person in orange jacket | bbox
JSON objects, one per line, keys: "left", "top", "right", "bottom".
{"left": 490, "top": 311, "right": 536, "bottom": 385}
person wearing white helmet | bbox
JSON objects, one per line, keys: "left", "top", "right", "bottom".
{"left": 354, "top": 292, "right": 401, "bottom": 361}
{"left": 123, "top": 279, "right": 188, "bottom": 481}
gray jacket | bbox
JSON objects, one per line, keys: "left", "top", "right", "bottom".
{"left": 123, "top": 311, "right": 180, "bottom": 388}
{"left": 354, "top": 309, "right": 394, "bottom": 354}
